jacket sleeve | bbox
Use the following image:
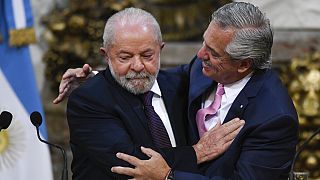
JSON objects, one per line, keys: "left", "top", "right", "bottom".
{"left": 67, "top": 87, "right": 201, "bottom": 178}
{"left": 161, "top": 146, "right": 199, "bottom": 173}
{"left": 172, "top": 114, "right": 299, "bottom": 180}
{"left": 67, "top": 89, "right": 151, "bottom": 179}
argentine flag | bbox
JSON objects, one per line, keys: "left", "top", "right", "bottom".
{"left": 0, "top": 0, "right": 53, "bottom": 179}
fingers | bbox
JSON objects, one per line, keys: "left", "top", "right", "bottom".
{"left": 223, "top": 118, "right": 240, "bottom": 128}
{"left": 75, "top": 64, "right": 93, "bottom": 78}
{"left": 206, "top": 118, "right": 240, "bottom": 135}
{"left": 205, "top": 118, "right": 245, "bottom": 144}
{"left": 220, "top": 118, "right": 244, "bottom": 135}
{"left": 141, "top": 146, "right": 159, "bottom": 158}
{"left": 225, "top": 119, "right": 245, "bottom": 132}
{"left": 62, "top": 68, "right": 78, "bottom": 80}
{"left": 54, "top": 65, "right": 91, "bottom": 104}
{"left": 62, "top": 66, "right": 89, "bottom": 80}
{"left": 59, "top": 76, "right": 73, "bottom": 94}
{"left": 223, "top": 124, "right": 243, "bottom": 143}
{"left": 82, "top": 64, "right": 92, "bottom": 74}
{"left": 53, "top": 95, "right": 63, "bottom": 104}
{"left": 221, "top": 140, "right": 233, "bottom": 151}
{"left": 53, "top": 82, "right": 71, "bottom": 104}
{"left": 54, "top": 87, "right": 69, "bottom": 103}
{"left": 116, "top": 152, "right": 140, "bottom": 167}
{"left": 111, "top": 166, "right": 135, "bottom": 177}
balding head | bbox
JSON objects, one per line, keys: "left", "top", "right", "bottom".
{"left": 102, "top": 7, "right": 162, "bottom": 50}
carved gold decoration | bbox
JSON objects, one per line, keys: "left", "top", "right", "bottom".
{"left": 42, "top": 0, "right": 133, "bottom": 91}
{"left": 9, "top": 28, "right": 36, "bottom": 46}
{"left": 280, "top": 51, "right": 320, "bottom": 179}
{"left": 134, "top": 0, "right": 231, "bottom": 41}
{"left": 42, "top": 0, "right": 231, "bottom": 91}
{"left": 0, "top": 131, "right": 9, "bottom": 154}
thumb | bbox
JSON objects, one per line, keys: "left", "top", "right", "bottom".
{"left": 141, "top": 146, "right": 158, "bottom": 158}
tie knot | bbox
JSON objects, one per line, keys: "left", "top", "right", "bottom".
{"left": 216, "top": 84, "right": 225, "bottom": 96}
{"left": 142, "top": 91, "right": 154, "bottom": 106}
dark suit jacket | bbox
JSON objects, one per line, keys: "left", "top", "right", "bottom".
{"left": 67, "top": 69, "right": 197, "bottom": 180}
{"left": 173, "top": 57, "right": 299, "bottom": 180}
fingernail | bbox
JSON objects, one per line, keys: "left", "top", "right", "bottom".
{"left": 111, "top": 167, "right": 114, "bottom": 172}
{"left": 116, "top": 153, "right": 121, "bottom": 157}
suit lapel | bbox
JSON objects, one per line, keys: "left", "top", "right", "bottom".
{"left": 125, "top": 95, "right": 150, "bottom": 131}
{"left": 156, "top": 72, "right": 179, "bottom": 141}
{"left": 188, "top": 62, "right": 213, "bottom": 106}
{"left": 223, "top": 70, "right": 268, "bottom": 124}
{"left": 157, "top": 73, "right": 174, "bottom": 121}
{"left": 104, "top": 69, "right": 150, "bottom": 131}
{"left": 188, "top": 59, "right": 214, "bottom": 141}
{"left": 224, "top": 93, "right": 248, "bottom": 123}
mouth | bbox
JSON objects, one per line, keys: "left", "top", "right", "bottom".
{"left": 202, "top": 60, "right": 212, "bottom": 68}
{"left": 127, "top": 77, "right": 148, "bottom": 81}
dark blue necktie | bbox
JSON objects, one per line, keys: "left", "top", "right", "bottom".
{"left": 142, "top": 91, "right": 172, "bottom": 148}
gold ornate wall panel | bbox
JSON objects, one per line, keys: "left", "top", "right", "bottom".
{"left": 279, "top": 52, "right": 320, "bottom": 179}
{"left": 42, "top": 0, "right": 231, "bottom": 91}
{"left": 42, "top": 0, "right": 132, "bottom": 91}
{"left": 133, "top": 0, "right": 231, "bottom": 41}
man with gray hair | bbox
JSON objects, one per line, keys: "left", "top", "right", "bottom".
{"left": 67, "top": 7, "right": 244, "bottom": 180}
{"left": 110, "top": 2, "right": 299, "bottom": 179}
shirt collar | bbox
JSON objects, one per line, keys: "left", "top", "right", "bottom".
{"left": 150, "top": 80, "right": 162, "bottom": 97}
{"left": 223, "top": 72, "right": 253, "bottom": 99}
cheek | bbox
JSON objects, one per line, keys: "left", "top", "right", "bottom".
{"left": 144, "top": 60, "right": 159, "bottom": 74}
{"left": 209, "top": 60, "right": 221, "bottom": 72}
{"left": 110, "top": 61, "right": 131, "bottom": 76}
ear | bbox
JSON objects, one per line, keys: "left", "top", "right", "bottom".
{"left": 160, "top": 42, "right": 165, "bottom": 51}
{"left": 100, "top": 47, "right": 109, "bottom": 63}
{"left": 100, "top": 47, "right": 106, "bottom": 55}
{"left": 237, "top": 59, "right": 252, "bottom": 73}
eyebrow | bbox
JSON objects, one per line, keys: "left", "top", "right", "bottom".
{"left": 117, "top": 51, "right": 132, "bottom": 56}
{"left": 141, "top": 49, "right": 154, "bottom": 53}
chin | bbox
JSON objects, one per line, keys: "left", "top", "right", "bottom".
{"left": 126, "top": 80, "right": 152, "bottom": 94}
{"left": 202, "top": 68, "right": 214, "bottom": 78}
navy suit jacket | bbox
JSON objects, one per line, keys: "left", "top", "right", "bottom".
{"left": 67, "top": 69, "right": 197, "bottom": 180}
{"left": 173, "top": 57, "right": 299, "bottom": 180}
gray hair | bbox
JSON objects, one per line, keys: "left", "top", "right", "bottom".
{"left": 212, "top": 2, "right": 273, "bottom": 70}
{"left": 102, "top": 7, "right": 162, "bottom": 48}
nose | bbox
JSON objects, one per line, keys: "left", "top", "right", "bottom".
{"left": 197, "top": 45, "right": 208, "bottom": 61}
{"left": 130, "top": 56, "right": 144, "bottom": 72}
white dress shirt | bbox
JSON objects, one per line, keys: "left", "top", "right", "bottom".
{"left": 150, "top": 80, "right": 177, "bottom": 147}
{"left": 203, "top": 73, "right": 252, "bottom": 131}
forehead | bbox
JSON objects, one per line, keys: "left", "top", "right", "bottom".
{"left": 108, "top": 24, "right": 159, "bottom": 53}
{"left": 116, "top": 24, "right": 157, "bottom": 43}
{"left": 203, "top": 22, "right": 235, "bottom": 51}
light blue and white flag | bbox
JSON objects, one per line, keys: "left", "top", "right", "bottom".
{"left": 0, "top": 0, "right": 53, "bottom": 179}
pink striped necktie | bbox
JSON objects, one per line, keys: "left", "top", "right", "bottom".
{"left": 196, "top": 84, "right": 225, "bottom": 137}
